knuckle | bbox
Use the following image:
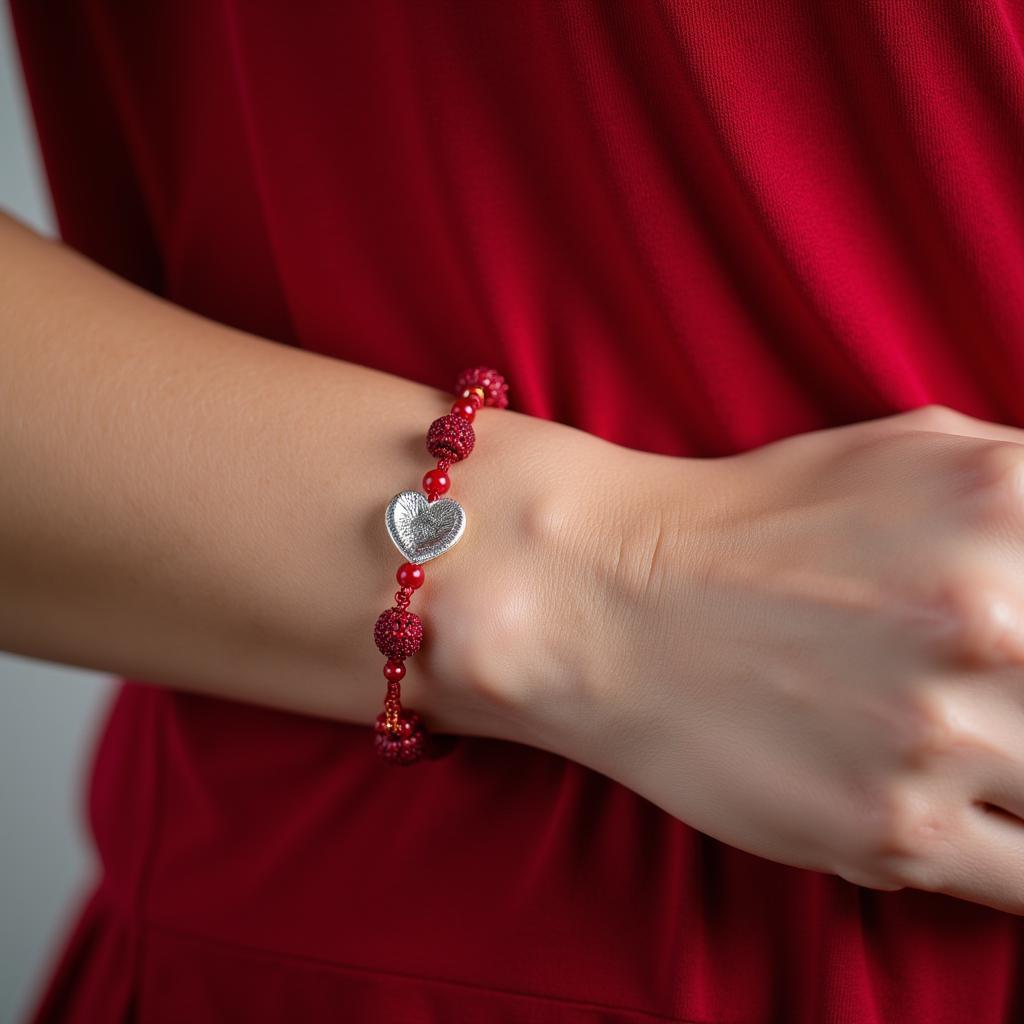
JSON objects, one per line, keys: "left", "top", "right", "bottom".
{"left": 929, "top": 571, "right": 1019, "bottom": 665}
{"left": 859, "top": 785, "right": 951, "bottom": 890}
{"left": 961, "top": 440, "right": 1024, "bottom": 522}
{"left": 899, "top": 403, "right": 965, "bottom": 433}
{"left": 894, "top": 687, "right": 988, "bottom": 768}
{"left": 864, "top": 784, "right": 939, "bottom": 861}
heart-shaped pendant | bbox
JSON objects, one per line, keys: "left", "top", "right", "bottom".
{"left": 385, "top": 490, "right": 466, "bottom": 564}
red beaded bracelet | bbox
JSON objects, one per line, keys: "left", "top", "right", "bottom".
{"left": 373, "top": 366, "right": 510, "bottom": 765}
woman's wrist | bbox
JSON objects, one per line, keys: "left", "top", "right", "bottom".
{"left": 412, "top": 412, "right": 729, "bottom": 761}
{"left": 391, "top": 407, "right": 595, "bottom": 745}
{"left": 522, "top": 442, "right": 733, "bottom": 762}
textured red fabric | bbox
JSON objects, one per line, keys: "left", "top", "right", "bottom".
{"left": 11, "top": 2, "right": 1024, "bottom": 1021}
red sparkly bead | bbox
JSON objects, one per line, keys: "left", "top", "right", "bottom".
{"left": 374, "top": 708, "right": 428, "bottom": 765}
{"left": 396, "top": 562, "right": 425, "bottom": 589}
{"left": 383, "top": 659, "right": 405, "bottom": 681}
{"left": 373, "top": 606, "right": 424, "bottom": 659}
{"left": 450, "top": 399, "right": 477, "bottom": 423}
{"left": 426, "top": 413, "right": 475, "bottom": 462}
{"left": 454, "top": 366, "right": 510, "bottom": 409}
{"left": 422, "top": 468, "right": 450, "bottom": 496}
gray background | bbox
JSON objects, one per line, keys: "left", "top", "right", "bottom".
{"left": 0, "top": 8, "right": 115, "bottom": 1021}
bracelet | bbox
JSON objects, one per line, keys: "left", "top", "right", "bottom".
{"left": 372, "top": 366, "right": 510, "bottom": 765}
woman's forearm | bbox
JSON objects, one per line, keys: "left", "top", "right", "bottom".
{"left": 0, "top": 209, "right": 621, "bottom": 737}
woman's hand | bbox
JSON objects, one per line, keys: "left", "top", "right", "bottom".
{"left": 445, "top": 402, "right": 1024, "bottom": 916}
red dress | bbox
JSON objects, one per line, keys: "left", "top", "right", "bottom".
{"left": 12, "top": 2, "right": 1024, "bottom": 1021}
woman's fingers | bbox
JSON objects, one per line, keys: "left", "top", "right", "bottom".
{"left": 968, "top": 733, "right": 1024, "bottom": 826}
{"left": 938, "top": 800, "right": 1024, "bottom": 915}
{"left": 887, "top": 737, "right": 1024, "bottom": 914}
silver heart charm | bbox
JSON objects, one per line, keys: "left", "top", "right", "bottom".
{"left": 385, "top": 490, "right": 466, "bottom": 564}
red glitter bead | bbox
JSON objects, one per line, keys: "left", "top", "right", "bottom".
{"left": 374, "top": 708, "right": 428, "bottom": 765}
{"left": 396, "top": 562, "right": 425, "bottom": 589}
{"left": 426, "top": 413, "right": 475, "bottom": 462}
{"left": 454, "top": 366, "right": 510, "bottom": 409}
{"left": 383, "top": 659, "right": 405, "bottom": 681}
{"left": 422, "top": 468, "right": 450, "bottom": 496}
{"left": 373, "top": 606, "right": 424, "bottom": 660}
{"left": 450, "top": 399, "right": 477, "bottom": 422}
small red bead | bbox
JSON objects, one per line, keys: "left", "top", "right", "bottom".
{"left": 422, "top": 468, "right": 450, "bottom": 496}
{"left": 396, "top": 562, "right": 425, "bottom": 589}
{"left": 450, "top": 399, "right": 477, "bottom": 423}
{"left": 383, "top": 659, "right": 406, "bottom": 681}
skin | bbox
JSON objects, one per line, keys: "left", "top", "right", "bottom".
{"left": 5, "top": 209, "right": 1024, "bottom": 915}
{"left": 500, "top": 406, "right": 1024, "bottom": 916}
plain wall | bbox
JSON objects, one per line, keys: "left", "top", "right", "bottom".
{"left": 0, "top": 8, "right": 115, "bottom": 1021}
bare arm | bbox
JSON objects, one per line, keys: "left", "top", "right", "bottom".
{"left": 12, "top": 209, "right": 1024, "bottom": 916}
{"left": 0, "top": 208, "right": 629, "bottom": 736}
